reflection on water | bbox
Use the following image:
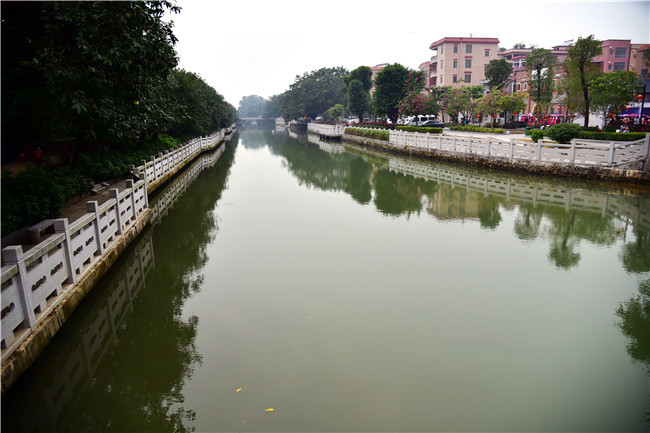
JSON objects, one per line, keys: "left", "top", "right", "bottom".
{"left": 3, "top": 129, "right": 649, "bottom": 432}
{"left": 2, "top": 141, "right": 236, "bottom": 433}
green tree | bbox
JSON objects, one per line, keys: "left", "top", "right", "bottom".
{"left": 485, "top": 59, "right": 512, "bottom": 89}
{"left": 281, "top": 66, "right": 349, "bottom": 120}
{"left": 372, "top": 63, "right": 410, "bottom": 124}
{"left": 263, "top": 94, "right": 283, "bottom": 119}
{"left": 323, "top": 104, "right": 345, "bottom": 122}
{"left": 345, "top": 66, "right": 373, "bottom": 91}
{"left": 166, "top": 70, "right": 236, "bottom": 138}
{"left": 526, "top": 48, "right": 555, "bottom": 125}
{"left": 440, "top": 86, "right": 474, "bottom": 123}
{"left": 590, "top": 70, "right": 641, "bottom": 117}
{"left": 397, "top": 71, "right": 427, "bottom": 123}
{"left": 565, "top": 35, "right": 603, "bottom": 127}
{"left": 1, "top": 1, "right": 180, "bottom": 167}
{"left": 347, "top": 79, "right": 371, "bottom": 121}
{"left": 238, "top": 95, "right": 267, "bottom": 118}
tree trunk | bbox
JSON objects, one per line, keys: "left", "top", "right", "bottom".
{"left": 579, "top": 64, "right": 589, "bottom": 127}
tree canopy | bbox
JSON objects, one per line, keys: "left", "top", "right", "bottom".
{"left": 372, "top": 63, "right": 410, "bottom": 124}
{"left": 280, "top": 66, "right": 349, "bottom": 120}
{"left": 345, "top": 66, "right": 373, "bottom": 92}
{"left": 564, "top": 35, "right": 603, "bottom": 126}
{"left": 1, "top": 1, "right": 236, "bottom": 166}
{"left": 590, "top": 70, "right": 641, "bottom": 116}
{"left": 525, "top": 48, "right": 555, "bottom": 122}
{"left": 238, "top": 95, "right": 267, "bottom": 118}
{"left": 485, "top": 59, "right": 512, "bottom": 89}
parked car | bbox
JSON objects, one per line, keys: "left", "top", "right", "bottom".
{"left": 420, "top": 119, "right": 444, "bottom": 128}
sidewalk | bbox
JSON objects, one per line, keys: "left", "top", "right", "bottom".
{"left": 59, "top": 178, "right": 130, "bottom": 222}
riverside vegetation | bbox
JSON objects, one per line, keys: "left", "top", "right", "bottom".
{"left": 1, "top": 2, "right": 238, "bottom": 236}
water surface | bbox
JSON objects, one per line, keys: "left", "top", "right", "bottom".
{"left": 3, "top": 129, "right": 649, "bottom": 432}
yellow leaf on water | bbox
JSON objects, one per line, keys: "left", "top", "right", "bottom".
{"left": 265, "top": 408, "right": 275, "bottom": 412}
{"left": 235, "top": 387, "right": 242, "bottom": 392}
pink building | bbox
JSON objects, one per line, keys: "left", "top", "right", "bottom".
{"left": 425, "top": 37, "right": 501, "bottom": 89}
{"left": 593, "top": 39, "right": 632, "bottom": 72}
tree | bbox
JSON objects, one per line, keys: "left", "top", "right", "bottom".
{"left": 397, "top": 71, "right": 428, "bottom": 123}
{"left": 440, "top": 87, "right": 473, "bottom": 123}
{"left": 485, "top": 59, "right": 512, "bottom": 89}
{"left": 513, "top": 42, "right": 527, "bottom": 49}
{"left": 589, "top": 70, "right": 641, "bottom": 117}
{"left": 238, "top": 95, "right": 267, "bottom": 118}
{"left": 372, "top": 63, "right": 410, "bottom": 124}
{"left": 263, "top": 94, "right": 283, "bottom": 119}
{"left": 565, "top": 35, "right": 603, "bottom": 127}
{"left": 323, "top": 104, "right": 344, "bottom": 122}
{"left": 345, "top": 66, "right": 373, "bottom": 91}
{"left": 1, "top": 1, "right": 180, "bottom": 167}
{"left": 166, "top": 70, "right": 237, "bottom": 137}
{"left": 281, "top": 66, "right": 348, "bottom": 120}
{"left": 526, "top": 48, "right": 555, "bottom": 125}
{"left": 347, "top": 79, "right": 371, "bottom": 121}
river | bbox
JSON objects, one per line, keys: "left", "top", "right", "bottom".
{"left": 2, "top": 128, "right": 649, "bottom": 432}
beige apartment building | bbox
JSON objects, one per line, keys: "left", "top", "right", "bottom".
{"left": 425, "top": 37, "right": 500, "bottom": 88}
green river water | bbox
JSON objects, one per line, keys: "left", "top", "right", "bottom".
{"left": 2, "top": 129, "right": 649, "bottom": 432}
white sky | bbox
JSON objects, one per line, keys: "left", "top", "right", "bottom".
{"left": 167, "top": 0, "right": 650, "bottom": 107}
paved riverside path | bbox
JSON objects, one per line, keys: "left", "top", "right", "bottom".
{"left": 59, "top": 178, "right": 131, "bottom": 222}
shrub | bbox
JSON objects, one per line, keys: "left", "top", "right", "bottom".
{"left": 396, "top": 126, "right": 443, "bottom": 134}
{"left": 1, "top": 166, "right": 91, "bottom": 235}
{"left": 580, "top": 131, "right": 647, "bottom": 141}
{"left": 449, "top": 125, "right": 506, "bottom": 134}
{"left": 529, "top": 130, "right": 545, "bottom": 142}
{"left": 344, "top": 127, "right": 389, "bottom": 141}
{"left": 544, "top": 123, "right": 583, "bottom": 144}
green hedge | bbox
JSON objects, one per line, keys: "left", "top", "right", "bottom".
{"left": 580, "top": 131, "right": 647, "bottom": 141}
{"left": 344, "top": 127, "right": 389, "bottom": 141}
{"left": 395, "top": 126, "right": 443, "bottom": 134}
{"left": 449, "top": 125, "right": 506, "bottom": 134}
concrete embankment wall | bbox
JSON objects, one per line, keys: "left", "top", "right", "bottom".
{"left": 342, "top": 134, "right": 650, "bottom": 189}
{"left": 1, "top": 129, "right": 234, "bottom": 393}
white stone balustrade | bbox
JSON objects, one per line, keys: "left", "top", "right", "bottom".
{"left": 387, "top": 129, "right": 650, "bottom": 168}
{"left": 1, "top": 126, "right": 232, "bottom": 360}
{"left": 307, "top": 123, "right": 345, "bottom": 138}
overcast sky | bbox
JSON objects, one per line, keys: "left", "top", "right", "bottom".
{"left": 167, "top": 0, "right": 650, "bottom": 107}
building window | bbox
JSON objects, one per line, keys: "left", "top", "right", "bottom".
{"left": 453, "top": 59, "right": 458, "bottom": 68}
{"left": 440, "top": 60, "right": 443, "bottom": 69}
{"left": 464, "top": 73, "right": 471, "bottom": 83}
{"left": 440, "top": 75, "right": 443, "bottom": 84}
{"left": 610, "top": 49, "right": 614, "bottom": 55}
{"left": 485, "top": 49, "right": 490, "bottom": 57}
{"left": 466, "top": 44, "right": 472, "bottom": 54}
{"left": 440, "top": 46, "right": 444, "bottom": 55}
{"left": 453, "top": 44, "right": 458, "bottom": 54}
{"left": 484, "top": 64, "right": 488, "bottom": 72}
{"left": 453, "top": 75, "right": 458, "bottom": 83}
{"left": 608, "top": 64, "right": 613, "bottom": 70}
{"left": 524, "top": 83, "right": 528, "bottom": 90}
{"left": 465, "top": 58, "right": 472, "bottom": 68}
{"left": 613, "top": 62, "right": 626, "bottom": 71}
{"left": 517, "top": 83, "right": 521, "bottom": 91}
{"left": 615, "top": 47, "right": 627, "bottom": 58}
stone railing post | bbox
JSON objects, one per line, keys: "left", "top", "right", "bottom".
{"left": 126, "top": 179, "right": 137, "bottom": 222}
{"left": 570, "top": 139, "right": 576, "bottom": 163}
{"left": 2, "top": 246, "right": 36, "bottom": 329}
{"left": 53, "top": 218, "right": 76, "bottom": 285}
{"left": 86, "top": 201, "right": 105, "bottom": 257}
{"left": 109, "top": 189, "right": 123, "bottom": 235}
{"left": 607, "top": 141, "right": 615, "bottom": 166}
{"left": 150, "top": 156, "right": 157, "bottom": 181}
